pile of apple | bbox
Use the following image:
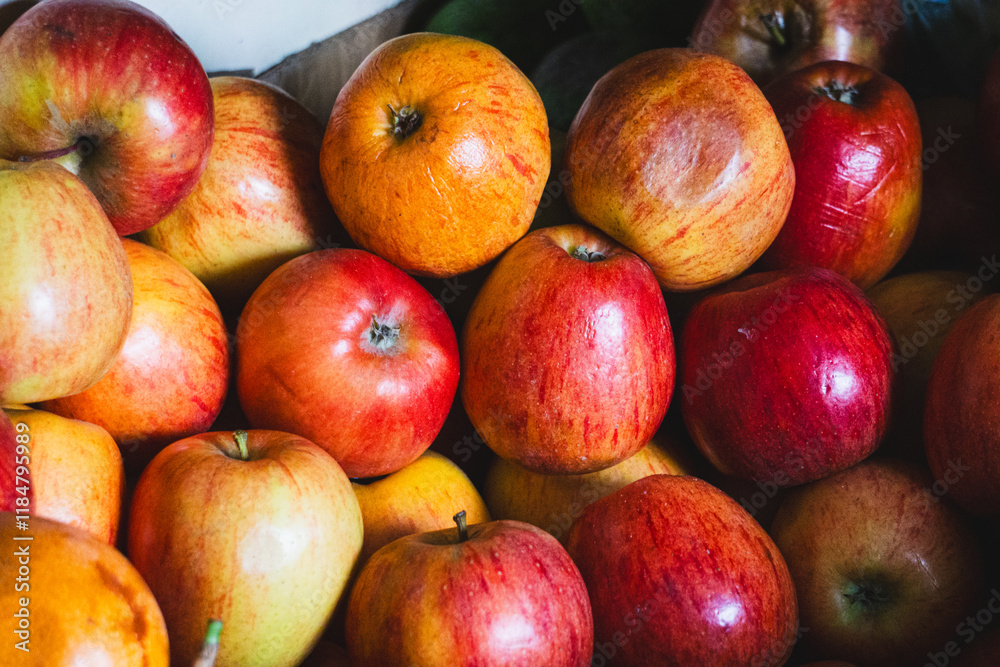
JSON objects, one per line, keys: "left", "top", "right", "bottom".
{"left": 2, "top": 0, "right": 1000, "bottom": 666}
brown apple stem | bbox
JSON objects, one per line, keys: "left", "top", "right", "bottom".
{"left": 759, "top": 13, "right": 787, "bottom": 48}
{"left": 571, "top": 246, "right": 606, "bottom": 262}
{"left": 233, "top": 431, "right": 250, "bottom": 461}
{"left": 17, "top": 136, "right": 93, "bottom": 176}
{"left": 388, "top": 104, "right": 423, "bottom": 140}
{"left": 192, "top": 619, "right": 223, "bottom": 667}
{"left": 368, "top": 316, "right": 400, "bottom": 350}
{"left": 453, "top": 510, "right": 469, "bottom": 543}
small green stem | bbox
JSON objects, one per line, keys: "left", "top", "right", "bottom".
{"left": 192, "top": 619, "right": 223, "bottom": 667}
{"left": 760, "top": 13, "right": 787, "bottom": 48}
{"left": 233, "top": 431, "right": 250, "bottom": 461}
{"left": 453, "top": 510, "right": 469, "bottom": 543}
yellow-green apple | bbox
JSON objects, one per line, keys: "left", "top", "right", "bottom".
{"left": 128, "top": 430, "right": 363, "bottom": 667}
{"left": 759, "top": 61, "right": 922, "bottom": 288}
{"left": 320, "top": 32, "right": 549, "bottom": 278}
{"left": 346, "top": 514, "right": 593, "bottom": 666}
{"left": 771, "top": 458, "right": 985, "bottom": 666}
{"left": 564, "top": 49, "right": 795, "bottom": 291}
{"left": 140, "top": 76, "right": 341, "bottom": 310}
{"left": 924, "top": 295, "right": 1000, "bottom": 517}
{"left": 867, "top": 270, "right": 984, "bottom": 458}
{"left": 681, "top": 267, "right": 895, "bottom": 486}
{"left": 352, "top": 450, "right": 490, "bottom": 563}
{"left": 40, "top": 239, "right": 229, "bottom": 472}
{"left": 0, "top": 408, "right": 123, "bottom": 544}
{"left": 978, "top": 46, "right": 1000, "bottom": 171}
{"left": 0, "top": 0, "right": 214, "bottom": 235}
{"left": 565, "top": 475, "right": 799, "bottom": 666}
{"left": 483, "top": 438, "right": 687, "bottom": 543}
{"left": 462, "top": 224, "right": 674, "bottom": 474}
{"left": 690, "top": 0, "right": 904, "bottom": 86}
{"left": 236, "top": 248, "right": 459, "bottom": 479}
{"left": 0, "top": 160, "right": 132, "bottom": 405}
{"left": 0, "top": 512, "right": 169, "bottom": 665}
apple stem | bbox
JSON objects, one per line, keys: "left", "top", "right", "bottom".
{"left": 17, "top": 136, "right": 94, "bottom": 176}
{"left": 368, "top": 316, "right": 400, "bottom": 350}
{"left": 192, "top": 619, "right": 223, "bottom": 667}
{"left": 759, "top": 13, "right": 787, "bottom": 48}
{"left": 814, "top": 81, "right": 860, "bottom": 106}
{"left": 233, "top": 431, "right": 250, "bottom": 461}
{"left": 388, "top": 104, "right": 423, "bottom": 140}
{"left": 453, "top": 510, "right": 469, "bottom": 543}
{"left": 571, "top": 246, "right": 606, "bottom": 262}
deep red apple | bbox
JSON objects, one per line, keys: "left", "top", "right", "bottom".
{"left": 681, "top": 267, "right": 895, "bottom": 486}
{"left": 565, "top": 474, "right": 799, "bottom": 666}
{"left": 0, "top": 0, "right": 214, "bottom": 235}
{"left": 978, "top": 45, "right": 1000, "bottom": 172}
{"left": 690, "top": 0, "right": 905, "bottom": 86}
{"left": 236, "top": 248, "right": 460, "bottom": 479}
{"left": 924, "top": 294, "right": 1000, "bottom": 517}
{"left": 771, "top": 458, "right": 985, "bottom": 666}
{"left": 759, "top": 61, "right": 922, "bottom": 289}
{"left": 461, "top": 224, "right": 675, "bottom": 474}
{"left": 346, "top": 513, "right": 593, "bottom": 666}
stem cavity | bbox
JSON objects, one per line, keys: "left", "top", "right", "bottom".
{"left": 571, "top": 245, "right": 606, "bottom": 262}
{"left": 814, "top": 80, "right": 860, "bottom": 105}
{"left": 368, "top": 316, "right": 400, "bottom": 350}
{"left": 388, "top": 104, "right": 422, "bottom": 140}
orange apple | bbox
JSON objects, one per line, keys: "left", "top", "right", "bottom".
{"left": 141, "top": 76, "right": 340, "bottom": 309}
{"left": 0, "top": 408, "right": 123, "bottom": 544}
{"left": 41, "top": 239, "right": 229, "bottom": 472}
{"left": 320, "top": 32, "right": 549, "bottom": 278}
{"left": 0, "top": 512, "right": 168, "bottom": 665}
{"left": 352, "top": 450, "right": 490, "bottom": 563}
{"left": 564, "top": 49, "right": 794, "bottom": 291}
{"left": 483, "top": 438, "right": 687, "bottom": 543}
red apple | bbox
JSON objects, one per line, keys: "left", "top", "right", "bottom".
{"left": 462, "top": 224, "right": 674, "bottom": 474}
{"left": 346, "top": 514, "right": 593, "bottom": 666}
{"left": 141, "top": 76, "right": 342, "bottom": 309}
{"left": 759, "top": 61, "right": 921, "bottom": 288}
{"left": 690, "top": 0, "right": 904, "bottom": 86}
{"left": 0, "top": 0, "right": 214, "bottom": 235}
{"left": 564, "top": 49, "right": 794, "bottom": 291}
{"left": 924, "top": 294, "right": 1000, "bottom": 517}
{"left": 565, "top": 474, "right": 799, "bottom": 666}
{"left": 0, "top": 407, "right": 123, "bottom": 544}
{"left": 0, "top": 159, "right": 132, "bottom": 405}
{"left": 236, "top": 248, "right": 460, "bottom": 478}
{"left": 0, "top": 512, "right": 169, "bottom": 664}
{"left": 40, "top": 239, "right": 229, "bottom": 471}
{"left": 978, "top": 45, "right": 1000, "bottom": 172}
{"left": 771, "top": 458, "right": 985, "bottom": 665}
{"left": 681, "top": 267, "right": 895, "bottom": 486}
{"left": 320, "top": 32, "right": 549, "bottom": 278}
{"left": 128, "top": 430, "right": 363, "bottom": 667}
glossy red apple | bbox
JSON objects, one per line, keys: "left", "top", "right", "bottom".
{"left": 681, "top": 267, "right": 895, "bottom": 486}
{"left": 41, "top": 239, "right": 229, "bottom": 472}
{"left": 346, "top": 513, "right": 593, "bottom": 666}
{"left": 924, "top": 294, "right": 1000, "bottom": 517}
{"left": 0, "top": 0, "right": 214, "bottom": 235}
{"left": 564, "top": 49, "right": 794, "bottom": 291}
{"left": 1, "top": 159, "right": 132, "bottom": 405}
{"left": 690, "top": 0, "right": 904, "bottom": 86}
{"left": 760, "top": 61, "right": 922, "bottom": 288}
{"left": 771, "top": 458, "right": 985, "bottom": 666}
{"left": 978, "top": 45, "right": 1000, "bottom": 172}
{"left": 236, "top": 248, "right": 460, "bottom": 478}
{"left": 462, "top": 224, "right": 674, "bottom": 474}
{"left": 565, "top": 474, "right": 799, "bottom": 666}
{"left": 128, "top": 430, "right": 363, "bottom": 667}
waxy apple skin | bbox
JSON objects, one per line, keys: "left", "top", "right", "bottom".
{"left": 346, "top": 519, "right": 593, "bottom": 667}
{"left": 760, "top": 61, "right": 922, "bottom": 289}
{"left": 236, "top": 248, "right": 460, "bottom": 479}
{"left": 681, "top": 267, "right": 894, "bottom": 486}
{"left": 691, "top": 0, "right": 904, "bottom": 86}
{"left": 771, "top": 459, "right": 985, "bottom": 666}
{"left": 565, "top": 474, "right": 799, "bottom": 666}
{"left": 0, "top": 0, "right": 214, "bottom": 235}
{"left": 924, "top": 295, "right": 1000, "bottom": 517}
{"left": 0, "top": 160, "right": 133, "bottom": 405}
{"left": 564, "top": 49, "right": 795, "bottom": 291}
{"left": 128, "top": 430, "right": 363, "bottom": 667}
{"left": 461, "top": 224, "right": 674, "bottom": 474}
